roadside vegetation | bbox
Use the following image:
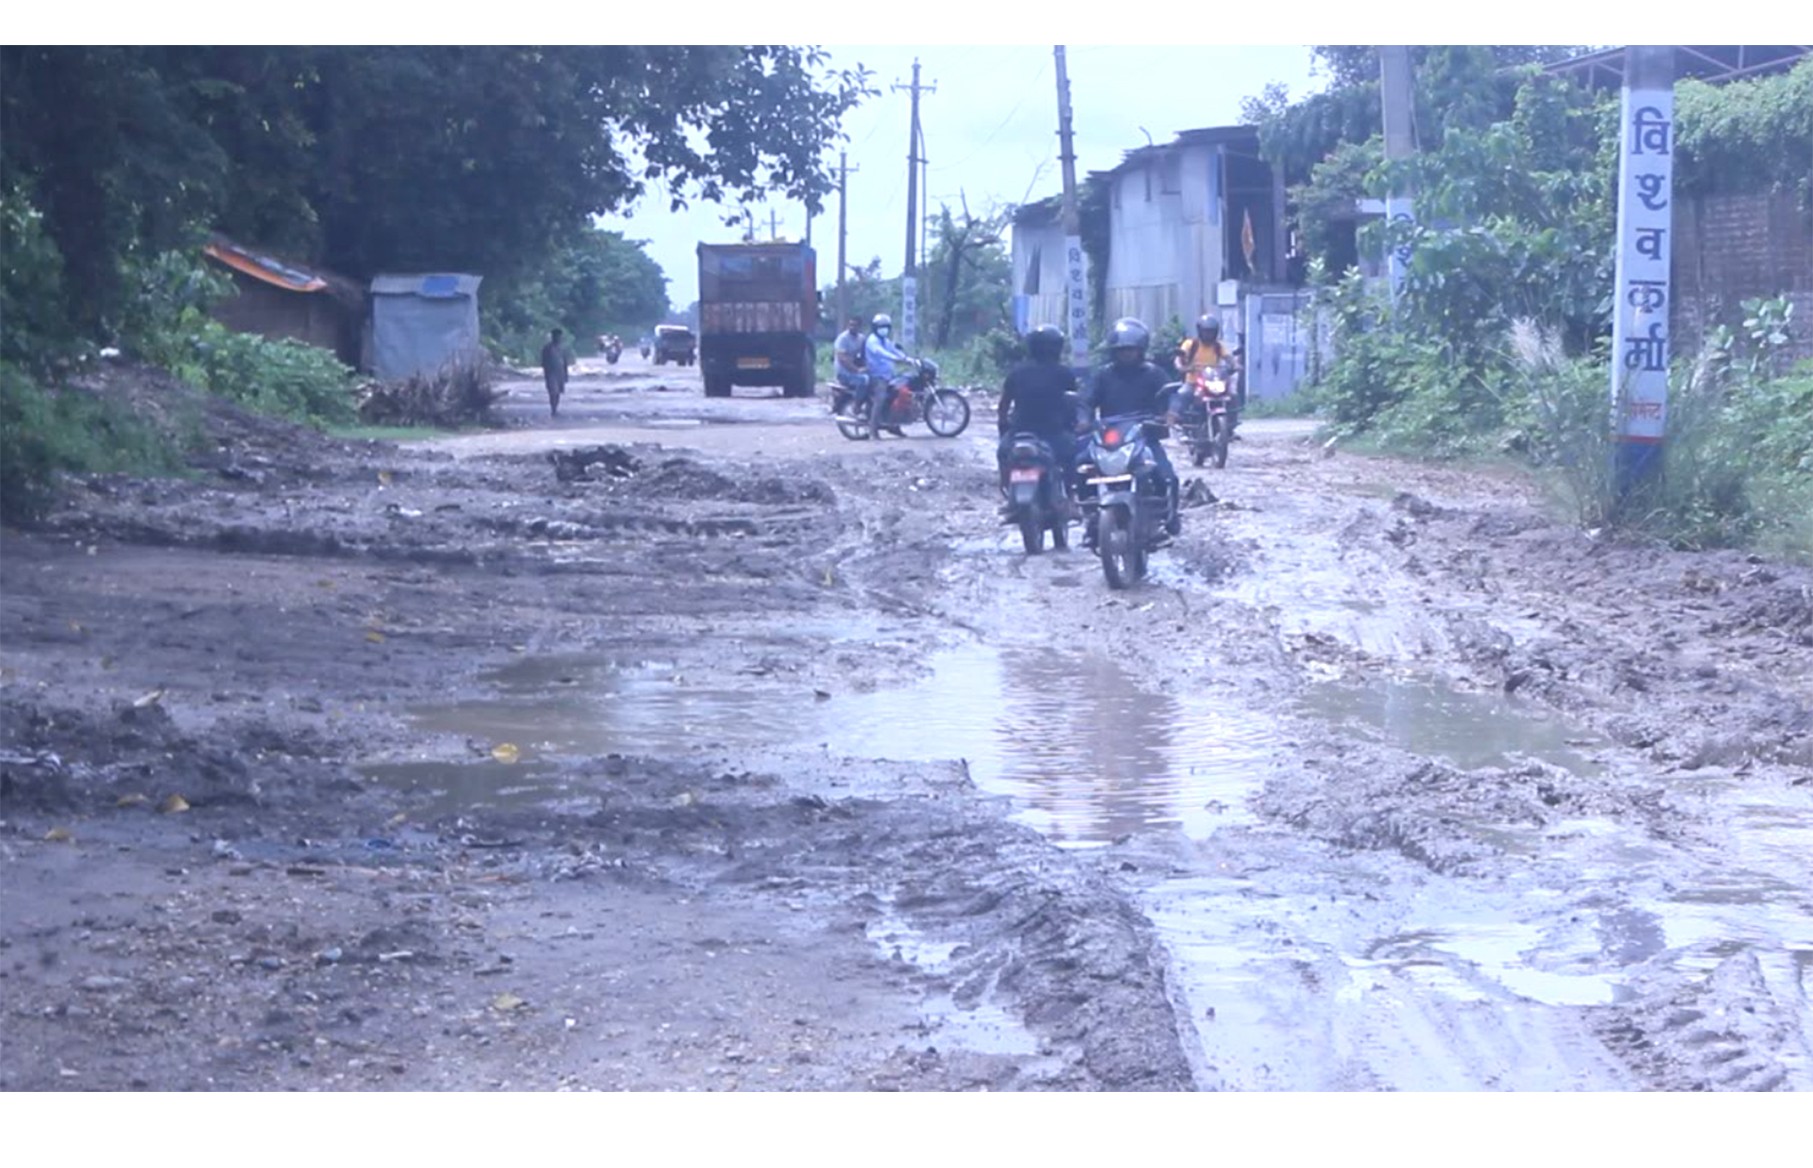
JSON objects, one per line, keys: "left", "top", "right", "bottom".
{"left": 1246, "top": 51, "right": 1813, "bottom": 557}
{"left": 1, "top": 46, "right": 870, "bottom": 522}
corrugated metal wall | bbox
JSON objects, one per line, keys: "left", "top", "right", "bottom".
{"left": 1103, "top": 144, "right": 1225, "bottom": 329}
{"left": 1010, "top": 221, "right": 1070, "bottom": 332}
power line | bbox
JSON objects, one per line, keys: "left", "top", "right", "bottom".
{"left": 931, "top": 56, "right": 1049, "bottom": 175}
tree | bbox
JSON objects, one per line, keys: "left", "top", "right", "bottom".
{"left": 922, "top": 196, "right": 1012, "bottom": 350}
{"left": 0, "top": 46, "right": 873, "bottom": 340}
{"left": 484, "top": 227, "right": 671, "bottom": 359}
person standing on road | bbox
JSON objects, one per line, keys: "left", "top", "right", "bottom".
{"left": 541, "top": 328, "right": 572, "bottom": 417}
{"left": 834, "top": 315, "right": 871, "bottom": 421}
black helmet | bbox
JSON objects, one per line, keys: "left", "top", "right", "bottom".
{"left": 1026, "top": 324, "right": 1065, "bottom": 362}
{"left": 1196, "top": 314, "right": 1221, "bottom": 342}
{"left": 1107, "top": 317, "right": 1150, "bottom": 355}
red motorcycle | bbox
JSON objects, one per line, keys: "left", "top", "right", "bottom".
{"left": 830, "top": 357, "right": 970, "bottom": 441}
{"left": 1178, "top": 366, "right": 1236, "bottom": 469}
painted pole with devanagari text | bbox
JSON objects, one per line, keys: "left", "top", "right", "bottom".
{"left": 1610, "top": 46, "right": 1676, "bottom": 500}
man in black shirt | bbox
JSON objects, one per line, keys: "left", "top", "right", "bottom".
{"left": 1075, "top": 317, "right": 1182, "bottom": 539}
{"left": 996, "top": 324, "right": 1080, "bottom": 503}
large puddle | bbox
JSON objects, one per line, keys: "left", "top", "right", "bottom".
{"left": 369, "top": 640, "right": 1812, "bottom": 1084}
{"left": 372, "top": 642, "right": 1626, "bottom": 850}
{"left": 371, "top": 644, "right": 1278, "bottom": 847}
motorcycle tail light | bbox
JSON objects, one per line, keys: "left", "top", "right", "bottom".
{"left": 1103, "top": 428, "right": 1121, "bottom": 446}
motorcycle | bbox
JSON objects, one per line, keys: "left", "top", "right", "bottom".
{"left": 829, "top": 357, "right": 970, "bottom": 441}
{"left": 1001, "top": 432, "right": 1071, "bottom": 555}
{"left": 604, "top": 336, "right": 623, "bottom": 365}
{"left": 1076, "top": 413, "right": 1172, "bottom": 589}
{"left": 1178, "top": 365, "right": 1236, "bottom": 469}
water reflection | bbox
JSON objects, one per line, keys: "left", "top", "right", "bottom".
{"left": 382, "top": 643, "right": 1279, "bottom": 848}
{"left": 826, "top": 645, "right": 1274, "bottom": 847}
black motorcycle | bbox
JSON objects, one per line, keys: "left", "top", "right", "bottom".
{"left": 604, "top": 337, "right": 623, "bottom": 365}
{"left": 1077, "top": 413, "right": 1172, "bottom": 588}
{"left": 1001, "top": 432, "right": 1071, "bottom": 555}
{"left": 1177, "top": 365, "right": 1236, "bottom": 469}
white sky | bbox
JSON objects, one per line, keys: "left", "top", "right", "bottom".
{"left": 600, "top": 45, "right": 1330, "bottom": 308}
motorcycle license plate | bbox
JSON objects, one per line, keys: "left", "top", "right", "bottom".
{"left": 1008, "top": 469, "right": 1042, "bottom": 483}
{"left": 1087, "top": 474, "right": 1133, "bottom": 486}
{"left": 736, "top": 357, "right": 771, "bottom": 369}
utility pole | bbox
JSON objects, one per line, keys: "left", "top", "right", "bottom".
{"left": 919, "top": 124, "right": 929, "bottom": 283}
{"left": 1611, "top": 45, "right": 1677, "bottom": 504}
{"left": 1379, "top": 46, "right": 1417, "bottom": 300}
{"left": 836, "top": 151, "right": 859, "bottom": 324}
{"left": 1054, "top": 45, "right": 1089, "bottom": 370}
{"left": 769, "top": 208, "right": 779, "bottom": 242}
{"left": 893, "top": 59, "right": 935, "bottom": 350}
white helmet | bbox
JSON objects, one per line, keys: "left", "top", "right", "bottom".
{"left": 871, "top": 313, "right": 892, "bottom": 331}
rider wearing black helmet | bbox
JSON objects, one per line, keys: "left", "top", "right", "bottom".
{"left": 1176, "top": 314, "right": 1241, "bottom": 437}
{"left": 996, "top": 323, "right": 1081, "bottom": 511}
{"left": 1076, "top": 317, "right": 1182, "bottom": 541}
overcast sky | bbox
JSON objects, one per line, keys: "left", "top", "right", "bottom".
{"left": 598, "top": 45, "right": 1329, "bottom": 309}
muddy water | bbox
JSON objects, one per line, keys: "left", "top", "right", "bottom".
{"left": 372, "top": 641, "right": 1812, "bottom": 1088}
{"left": 374, "top": 643, "right": 1280, "bottom": 847}
{"left": 1298, "top": 678, "right": 1604, "bottom": 772}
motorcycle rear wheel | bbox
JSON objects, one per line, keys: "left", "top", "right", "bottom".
{"left": 1018, "top": 512, "right": 1043, "bottom": 555}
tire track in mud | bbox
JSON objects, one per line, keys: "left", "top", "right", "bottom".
{"left": 823, "top": 425, "right": 1812, "bottom": 1090}
{"left": 9, "top": 388, "right": 1809, "bottom": 1091}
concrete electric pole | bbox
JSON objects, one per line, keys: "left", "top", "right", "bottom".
{"left": 1610, "top": 45, "right": 1677, "bottom": 504}
{"left": 1378, "top": 46, "right": 1417, "bottom": 300}
{"left": 1054, "top": 45, "right": 1089, "bottom": 370}
{"left": 836, "top": 151, "right": 859, "bottom": 325}
{"left": 893, "top": 59, "right": 935, "bottom": 350}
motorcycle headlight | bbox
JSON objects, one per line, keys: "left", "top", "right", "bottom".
{"left": 1095, "top": 447, "right": 1133, "bottom": 477}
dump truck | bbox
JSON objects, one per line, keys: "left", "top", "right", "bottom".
{"left": 696, "top": 241, "right": 819, "bottom": 399}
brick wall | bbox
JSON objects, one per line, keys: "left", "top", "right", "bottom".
{"left": 1672, "top": 189, "right": 1813, "bottom": 364}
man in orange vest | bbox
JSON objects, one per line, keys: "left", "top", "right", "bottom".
{"left": 1173, "top": 314, "right": 1241, "bottom": 438}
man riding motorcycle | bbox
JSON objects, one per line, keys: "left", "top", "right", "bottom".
{"left": 863, "top": 313, "right": 911, "bottom": 437}
{"left": 1175, "top": 314, "right": 1241, "bottom": 438}
{"left": 833, "top": 314, "right": 870, "bottom": 420}
{"left": 996, "top": 323, "right": 1080, "bottom": 516}
{"left": 1077, "top": 317, "right": 1182, "bottom": 546}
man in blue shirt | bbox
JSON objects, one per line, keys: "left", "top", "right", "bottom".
{"left": 863, "top": 313, "right": 910, "bottom": 437}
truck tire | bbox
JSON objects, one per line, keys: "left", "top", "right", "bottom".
{"left": 782, "top": 341, "right": 816, "bottom": 398}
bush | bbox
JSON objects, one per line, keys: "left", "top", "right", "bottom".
{"left": 0, "top": 185, "right": 82, "bottom": 374}
{"left": 117, "top": 250, "right": 359, "bottom": 426}
{"left": 357, "top": 353, "right": 502, "bottom": 428}
{"left": 1, "top": 361, "right": 184, "bottom": 523}
{"left": 1499, "top": 320, "right": 1813, "bottom": 556}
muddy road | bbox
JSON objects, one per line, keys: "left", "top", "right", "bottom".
{"left": 3, "top": 356, "right": 1810, "bottom": 1091}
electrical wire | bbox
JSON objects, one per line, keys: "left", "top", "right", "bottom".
{"left": 930, "top": 53, "right": 1049, "bottom": 175}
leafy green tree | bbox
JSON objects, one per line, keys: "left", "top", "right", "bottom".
{"left": 0, "top": 46, "right": 872, "bottom": 339}
{"left": 486, "top": 228, "right": 670, "bottom": 359}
